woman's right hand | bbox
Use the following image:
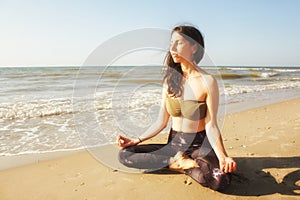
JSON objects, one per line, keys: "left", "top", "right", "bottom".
{"left": 219, "top": 156, "right": 237, "bottom": 173}
{"left": 117, "top": 135, "right": 139, "bottom": 148}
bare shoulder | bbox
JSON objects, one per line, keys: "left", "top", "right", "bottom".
{"left": 201, "top": 73, "right": 218, "bottom": 90}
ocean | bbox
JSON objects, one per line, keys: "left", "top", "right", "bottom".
{"left": 0, "top": 66, "right": 299, "bottom": 157}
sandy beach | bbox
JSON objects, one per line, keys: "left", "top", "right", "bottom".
{"left": 0, "top": 98, "right": 299, "bottom": 200}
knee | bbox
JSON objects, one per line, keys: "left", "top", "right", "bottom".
{"left": 207, "top": 168, "right": 232, "bottom": 191}
{"left": 186, "top": 160, "right": 232, "bottom": 191}
{"left": 118, "top": 147, "right": 134, "bottom": 167}
{"left": 118, "top": 148, "right": 128, "bottom": 165}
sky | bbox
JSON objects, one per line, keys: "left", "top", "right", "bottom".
{"left": 0, "top": 0, "right": 299, "bottom": 67}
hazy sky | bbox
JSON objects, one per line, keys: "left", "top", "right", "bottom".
{"left": 0, "top": 0, "right": 299, "bottom": 67}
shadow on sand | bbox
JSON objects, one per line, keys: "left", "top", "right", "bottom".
{"left": 92, "top": 145, "right": 300, "bottom": 196}
{"left": 223, "top": 156, "right": 300, "bottom": 196}
{"left": 149, "top": 156, "right": 300, "bottom": 196}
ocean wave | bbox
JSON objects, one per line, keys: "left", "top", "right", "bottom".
{"left": 225, "top": 67, "right": 264, "bottom": 71}
{"left": 225, "top": 82, "right": 300, "bottom": 96}
{"left": 94, "top": 89, "right": 161, "bottom": 110}
{"left": 109, "top": 79, "right": 162, "bottom": 84}
{"left": 273, "top": 68, "right": 300, "bottom": 72}
{"left": 215, "top": 72, "right": 277, "bottom": 80}
{"left": 1, "top": 80, "right": 299, "bottom": 121}
{"left": 0, "top": 89, "right": 162, "bottom": 121}
{"left": 254, "top": 78, "right": 300, "bottom": 83}
{"left": 260, "top": 72, "right": 278, "bottom": 78}
{"left": 0, "top": 146, "right": 84, "bottom": 157}
{"left": 219, "top": 66, "right": 300, "bottom": 73}
{"left": 0, "top": 98, "right": 74, "bottom": 120}
{"left": 0, "top": 142, "right": 118, "bottom": 157}
{"left": 101, "top": 73, "right": 123, "bottom": 78}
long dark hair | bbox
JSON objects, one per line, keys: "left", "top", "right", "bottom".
{"left": 163, "top": 25, "right": 205, "bottom": 97}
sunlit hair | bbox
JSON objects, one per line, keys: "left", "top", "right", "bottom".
{"left": 163, "top": 25, "right": 205, "bottom": 97}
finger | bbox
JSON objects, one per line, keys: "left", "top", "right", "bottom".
{"left": 229, "top": 161, "right": 234, "bottom": 172}
{"left": 219, "top": 163, "right": 224, "bottom": 172}
{"left": 116, "top": 135, "right": 121, "bottom": 143}
{"left": 225, "top": 162, "right": 230, "bottom": 173}
{"left": 117, "top": 138, "right": 125, "bottom": 147}
{"left": 232, "top": 162, "right": 237, "bottom": 171}
{"left": 231, "top": 163, "right": 235, "bottom": 173}
{"left": 220, "top": 163, "right": 226, "bottom": 172}
{"left": 118, "top": 138, "right": 124, "bottom": 145}
{"left": 221, "top": 165, "right": 226, "bottom": 172}
{"left": 229, "top": 161, "right": 236, "bottom": 173}
{"left": 221, "top": 163, "right": 226, "bottom": 173}
{"left": 117, "top": 140, "right": 122, "bottom": 147}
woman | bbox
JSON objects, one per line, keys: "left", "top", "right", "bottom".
{"left": 117, "top": 25, "right": 236, "bottom": 191}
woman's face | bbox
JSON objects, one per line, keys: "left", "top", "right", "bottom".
{"left": 169, "top": 31, "right": 196, "bottom": 64}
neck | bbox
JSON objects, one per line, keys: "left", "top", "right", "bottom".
{"left": 181, "top": 61, "right": 198, "bottom": 79}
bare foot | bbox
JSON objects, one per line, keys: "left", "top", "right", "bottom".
{"left": 169, "top": 151, "right": 199, "bottom": 170}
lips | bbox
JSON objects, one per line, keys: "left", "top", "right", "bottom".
{"left": 171, "top": 54, "right": 180, "bottom": 63}
{"left": 171, "top": 53, "right": 179, "bottom": 59}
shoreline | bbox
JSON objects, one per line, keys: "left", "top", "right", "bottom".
{"left": 224, "top": 87, "right": 300, "bottom": 114}
{"left": 0, "top": 149, "right": 84, "bottom": 171}
{"left": 0, "top": 97, "right": 299, "bottom": 199}
{"left": 1, "top": 96, "right": 299, "bottom": 171}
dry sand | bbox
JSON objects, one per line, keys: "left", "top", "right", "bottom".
{"left": 0, "top": 98, "right": 299, "bottom": 200}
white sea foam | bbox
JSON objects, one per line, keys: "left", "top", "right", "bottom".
{"left": 1, "top": 79, "right": 299, "bottom": 122}
{"left": 273, "top": 68, "right": 300, "bottom": 72}
{"left": 225, "top": 82, "right": 300, "bottom": 96}
{"left": 0, "top": 98, "right": 74, "bottom": 120}
{"left": 260, "top": 72, "right": 278, "bottom": 78}
{"left": 0, "top": 146, "right": 86, "bottom": 157}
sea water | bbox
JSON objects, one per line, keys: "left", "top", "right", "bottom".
{"left": 0, "top": 66, "right": 299, "bottom": 157}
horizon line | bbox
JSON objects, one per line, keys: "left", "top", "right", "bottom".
{"left": 0, "top": 65, "right": 299, "bottom": 68}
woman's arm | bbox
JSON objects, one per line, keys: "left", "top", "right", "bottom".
{"left": 203, "top": 75, "right": 236, "bottom": 173}
{"left": 117, "top": 85, "right": 170, "bottom": 148}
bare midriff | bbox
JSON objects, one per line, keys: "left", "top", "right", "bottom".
{"left": 171, "top": 116, "right": 206, "bottom": 133}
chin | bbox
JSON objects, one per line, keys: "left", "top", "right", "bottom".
{"left": 172, "top": 58, "right": 181, "bottom": 63}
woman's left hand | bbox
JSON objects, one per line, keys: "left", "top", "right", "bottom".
{"left": 220, "top": 157, "right": 237, "bottom": 173}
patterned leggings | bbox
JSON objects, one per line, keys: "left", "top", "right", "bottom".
{"left": 118, "top": 129, "right": 231, "bottom": 191}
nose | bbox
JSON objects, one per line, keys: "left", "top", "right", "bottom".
{"left": 169, "top": 42, "right": 176, "bottom": 53}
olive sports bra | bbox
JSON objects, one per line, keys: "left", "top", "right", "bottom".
{"left": 165, "top": 96, "right": 207, "bottom": 120}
